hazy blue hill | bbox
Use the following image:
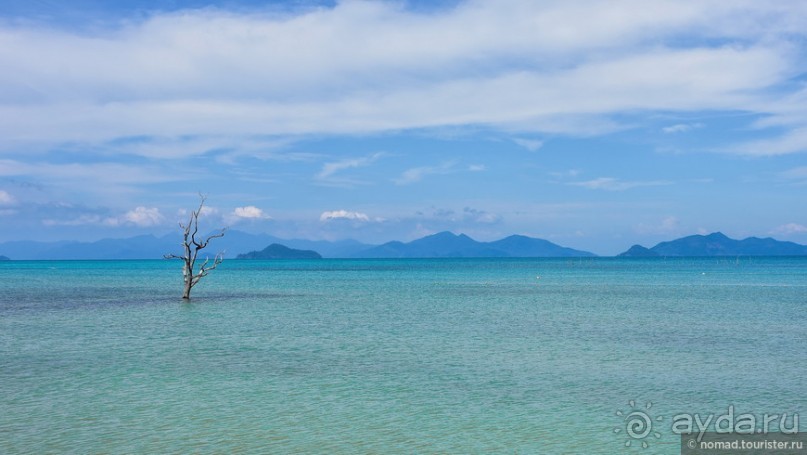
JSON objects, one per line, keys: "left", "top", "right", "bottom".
{"left": 489, "top": 235, "right": 596, "bottom": 257}
{"left": 0, "top": 230, "right": 373, "bottom": 260}
{"left": 733, "top": 236, "right": 807, "bottom": 255}
{"left": 404, "top": 232, "right": 490, "bottom": 257}
{"left": 618, "top": 245, "right": 659, "bottom": 257}
{"left": 358, "top": 232, "right": 491, "bottom": 258}
{"left": 355, "top": 231, "right": 595, "bottom": 258}
{"left": 620, "top": 232, "right": 807, "bottom": 256}
{"left": 236, "top": 244, "right": 322, "bottom": 260}
{"left": 357, "top": 241, "right": 408, "bottom": 258}
{"left": 0, "top": 255, "right": 9, "bottom": 261}
{"left": 17, "top": 229, "right": 806, "bottom": 260}
{"left": 53, "top": 234, "right": 175, "bottom": 260}
{"left": 0, "top": 240, "right": 76, "bottom": 260}
{"left": 651, "top": 232, "right": 735, "bottom": 256}
{"left": 0, "top": 235, "right": 176, "bottom": 260}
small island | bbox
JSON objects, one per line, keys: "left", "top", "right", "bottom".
{"left": 236, "top": 243, "right": 322, "bottom": 260}
{"left": 0, "top": 255, "right": 10, "bottom": 261}
{"left": 617, "top": 245, "right": 658, "bottom": 257}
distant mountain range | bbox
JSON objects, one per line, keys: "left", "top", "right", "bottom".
{"left": 354, "top": 231, "right": 595, "bottom": 258}
{"left": 619, "top": 232, "right": 807, "bottom": 257}
{"left": 1, "top": 230, "right": 804, "bottom": 260}
{"left": 0, "top": 231, "right": 371, "bottom": 260}
{"left": 0, "top": 230, "right": 593, "bottom": 260}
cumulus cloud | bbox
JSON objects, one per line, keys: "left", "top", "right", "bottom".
{"left": 570, "top": 177, "right": 673, "bottom": 191}
{"left": 232, "top": 206, "right": 271, "bottom": 220}
{"left": 123, "top": 206, "right": 164, "bottom": 226}
{"left": 320, "top": 210, "right": 370, "bottom": 222}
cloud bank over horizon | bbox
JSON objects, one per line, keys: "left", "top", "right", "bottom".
{"left": 1, "top": 1, "right": 805, "bottom": 146}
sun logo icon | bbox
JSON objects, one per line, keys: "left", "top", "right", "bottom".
{"left": 614, "top": 400, "right": 664, "bottom": 449}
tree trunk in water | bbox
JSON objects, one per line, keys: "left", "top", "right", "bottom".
{"left": 182, "top": 262, "right": 193, "bottom": 300}
{"left": 182, "top": 280, "right": 192, "bottom": 300}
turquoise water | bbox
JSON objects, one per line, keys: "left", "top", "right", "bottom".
{"left": 1, "top": 258, "right": 806, "bottom": 454}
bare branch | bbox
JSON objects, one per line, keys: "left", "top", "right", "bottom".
{"left": 197, "top": 228, "right": 228, "bottom": 250}
{"left": 191, "top": 251, "right": 224, "bottom": 286}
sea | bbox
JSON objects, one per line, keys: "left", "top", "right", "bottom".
{"left": 1, "top": 257, "right": 805, "bottom": 454}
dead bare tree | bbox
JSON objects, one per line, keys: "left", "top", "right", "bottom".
{"left": 164, "top": 195, "right": 227, "bottom": 300}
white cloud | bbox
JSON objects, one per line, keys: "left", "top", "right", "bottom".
{"left": 0, "top": 2, "right": 804, "bottom": 154}
{"left": 42, "top": 214, "right": 107, "bottom": 227}
{"left": 730, "top": 127, "right": 807, "bottom": 156}
{"left": 512, "top": 138, "right": 544, "bottom": 151}
{"left": 0, "top": 190, "right": 15, "bottom": 205}
{"left": 123, "top": 206, "right": 164, "bottom": 227}
{"left": 42, "top": 206, "right": 164, "bottom": 227}
{"left": 316, "top": 152, "right": 385, "bottom": 186}
{"left": 232, "top": 206, "right": 271, "bottom": 220}
{"left": 394, "top": 161, "right": 459, "bottom": 185}
{"left": 395, "top": 166, "right": 435, "bottom": 185}
{"left": 0, "top": 159, "right": 180, "bottom": 200}
{"left": 771, "top": 223, "right": 807, "bottom": 235}
{"left": 320, "top": 210, "right": 370, "bottom": 222}
{"left": 570, "top": 177, "right": 673, "bottom": 191}
{"left": 113, "top": 135, "right": 302, "bottom": 161}
{"left": 662, "top": 123, "right": 703, "bottom": 133}
{"left": 198, "top": 206, "right": 219, "bottom": 218}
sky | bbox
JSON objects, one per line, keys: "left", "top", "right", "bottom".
{"left": 0, "top": 0, "right": 806, "bottom": 255}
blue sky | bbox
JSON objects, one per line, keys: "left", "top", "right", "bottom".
{"left": 1, "top": 0, "right": 806, "bottom": 255}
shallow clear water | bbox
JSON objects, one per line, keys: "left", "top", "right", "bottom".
{"left": 1, "top": 258, "right": 806, "bottom": 453}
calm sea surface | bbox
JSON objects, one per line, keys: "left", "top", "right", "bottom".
{"left": 1, "top": 258, "right": 806, "bottom": 454}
